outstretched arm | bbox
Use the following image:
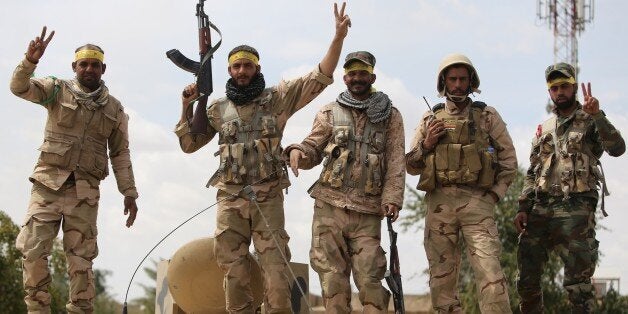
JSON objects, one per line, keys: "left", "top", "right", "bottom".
{"left": 318, "top": 2, "right": 351, "bottom": 77}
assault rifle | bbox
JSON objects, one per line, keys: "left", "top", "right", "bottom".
{"left": 384, "top": 216, "right": 405, "bottom": 314}
{"left": 166, "top": 0, "right": 222, "bottom": 135}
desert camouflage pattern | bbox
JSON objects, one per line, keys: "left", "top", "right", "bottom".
{"left": 174, "top": 67, "right": 333, "bottom": 313}
{"left": 424, "top": 186, "right": 511, "bottom": 313}
{"left": 407, "top": 99, "right": 517, "bottom": 199}
{"left": 309, "top": 199, "right": 390, "bottom": 313}
{"left": 16, "top": 179, "right": 100, "bottom": 314}
{"left": 10, "top": 57, "right": 137, "bottom": 314}
{"left": 283, "top": 100, "right": 404, "bottom": 312}
{"left": 517, "top": 105, "right": 624, "bottom": 313}
{"left": 517, "top": 196, "right": 598, "bottom": 313}
{"left": 406, "top": 99, "right": 516, "bottom": 313}
{"left": 175, "top": 67, "right": 333, "bottom": 199}
{"left": 284, "top": 104, "right": 406, "bottom": 214}
{"left": 10, "top": 58, "right": 138, "bottom": 198}
{"left": 213, "top": 189, "right": 292, "bottom": 314}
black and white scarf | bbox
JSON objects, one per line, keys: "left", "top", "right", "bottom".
{"left": 336, "top": 90, "right": 392, "bottom": 123}
{"left": 226, "top": 73, "right": 266, "bottom": 105}
{"left": 64, "top": 79, "right": 109, "bottom": 110}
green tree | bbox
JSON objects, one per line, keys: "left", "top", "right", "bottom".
{"left": 401, "top": 169, "right": 570, "bottom": 312}
{"left": 0, "top": 210, "right": 27, "bottom": 313}
{"left": 0, "top": 211, "right": 121, "bottom": 313}
{"left": 598, "top": 288, "right": 628, "bottom": 314}
{"left": 130, "top": 259, "right": 158, "bottom": 313}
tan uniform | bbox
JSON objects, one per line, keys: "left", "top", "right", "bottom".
{"left": 175, "top": 67, "right": 333, "bottom": 314}
{"left": 10, "top": 58, "right": 138, "bottom": 314}
{"left": 406, "top": 99, "right": 516, "bottom": 313}
{"left": 285, "top": 102, "right": 406, "bottom": 313}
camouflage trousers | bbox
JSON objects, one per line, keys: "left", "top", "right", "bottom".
{"left": 517, "top": 196, "right": 598, "bottom": 313}
{"left": 310, "top": 199, "right": 390, "bottom": 314}
{"left": 214, "top": 189, "right": 292, "bottom": 314}
{"left": 424, "top": 186, "right": 511, "bottom": 314}
{"left": 15, "top": 179, "right": 100, "bottom": 314}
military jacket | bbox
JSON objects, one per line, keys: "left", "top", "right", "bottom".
{"left": 407, "top": 99, "right": 517, "bottom": 199}
{"left": 284, "top": 102, "right": 406, "bottom": 215}
{"left": 10, "top": 58, "right": 138, "bottom": 198}
{"left": 519, "top": 104, "right": 625, "bottom": 213}
{"left": 175, "top": 67, "right": 333, "bottom": 200}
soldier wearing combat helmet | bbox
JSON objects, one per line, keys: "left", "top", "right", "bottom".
{"left": 406, "top": 53, "right": 517, "bottom": 313}
{"left": 515, "top": 63, "right": 625, "bottom": 313}
{"left": 285, "top": 50, "right": 405, "bottom": 313}
{"left": 10, "top": 27, "right": 139, "bottom": 313}
{"left": 174, "top": 3, "right": 351, "bottom": 313}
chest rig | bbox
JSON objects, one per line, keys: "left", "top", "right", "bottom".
{"left": 418, "top": 102, "right": 496, "bottom": 191}
{"left": 211, "top": 88, "right": 284, "bottom": 185}
{"left": 534, "top": 109, "right": 603, "bottom": 199}
{"left": 318, "top": 103, "right": 387, "bottom": 195}
{"left": 38, "top": 79, "right": 119, "bottom": 181}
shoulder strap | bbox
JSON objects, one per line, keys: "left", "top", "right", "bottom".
{"left": 432, "top": 103, "right": 445, "bottom": 112}
{"left": 331, "top": 103, "right": 354, "bottom": 128}
{"left": 471, "top": 101, "right": 487, "bottom": 110}
{"left": 218, "top": 98, "right": 239, "bottom": 123}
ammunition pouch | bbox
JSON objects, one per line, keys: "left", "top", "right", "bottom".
{"left": 321, "top": 145, "right": 352, "bottom": 188}
{"left": 364, "top": 153, "right": 383, "bottom": 195}
{"left": 534, "top": 114, "right": 600, "bottom": 196}
{"left": 217, "top": 143, "right": 245, "bottom": 184}
{"left": 417, "top": 153, "right": 436, "bottom": 191}
{"left": 254, "top": 137, "right": 283, "bottom": 179}
{"left": 477, "top": 148, "right": 496, "bottom": 189}
{"left": 317, "top": 104, "right": 387, "bottom": 195}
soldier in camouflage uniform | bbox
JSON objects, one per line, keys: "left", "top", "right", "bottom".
{"left": 406, "top": 53, "right": 517, "bottom": 313}
{"left": 10, "top": 27, "right": 139, "bottom": 314}
{"left": 174, "top": 4, "right": 350, "bottom": 313}
{"left": 515, "top": 63, "right": 625, "bottom": 313}
{"left": 286, "top": 51, "right": 406, "bottom": 313}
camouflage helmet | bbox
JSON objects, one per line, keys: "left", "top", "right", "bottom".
{"left": 436, "top": 53, "right": 480, "bottom": 97}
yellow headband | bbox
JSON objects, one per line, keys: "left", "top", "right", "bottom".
{"left": 228, "top": 51, "right": 259, "bottom": 65}
{"left": 547, "top": 77, "right": 575, "bottom": 88}
{"left": 344, "top": 62, "right": 374, "bottom": 74}
{"left": 74, "top": 49, "right": 104, "bottom": 62}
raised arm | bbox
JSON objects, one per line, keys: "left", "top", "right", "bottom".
{"left": 318, "top": 2, "right": 351, "bottom": 77}
{"left": 581, "top": 82, "right": 625, "bottom": 157}
{"left": 10, "top": 26, "right": 57, "bottom": 103}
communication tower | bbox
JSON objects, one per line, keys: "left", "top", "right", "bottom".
{"left": 537, "top": 0, "right": 595, "bottom": 79}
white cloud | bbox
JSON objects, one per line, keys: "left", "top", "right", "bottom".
{"left": 1, "top": 0, "right": 627, "bottom": 304}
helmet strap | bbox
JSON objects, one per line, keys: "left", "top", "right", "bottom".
{"left": 446, "top": 91, "right": 468, "bottom": 103}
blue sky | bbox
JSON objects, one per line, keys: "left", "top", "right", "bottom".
{"left": 1, "top": 0, "right": 626, "bottom": 303}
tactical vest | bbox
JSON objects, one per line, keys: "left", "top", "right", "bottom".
{"left": 317, "top": 104, "right": 387, "bottom": 195}
{"left": 418, "top": 102, "right": 496, "bottom": 191}
{"left": 534, "top": 110, "right": 602, "bottom": 198}
{"left": 37, "top": 79, "right": 120, "bottom": 180}
{"left": 209, "top": 88, "right": 285, "bottom": 185}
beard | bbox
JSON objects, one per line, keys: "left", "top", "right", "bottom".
{"left": 348, "top": 81, "right": 372, "bottom": 97}
{"left": 446, "top": 87, "right": 468, "bottom": 103}
{"left": 552, "top": 92, "right": 577, "bottom": 110}
{"left": 76, "top": 75, "right": 101, "bottom": 91}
